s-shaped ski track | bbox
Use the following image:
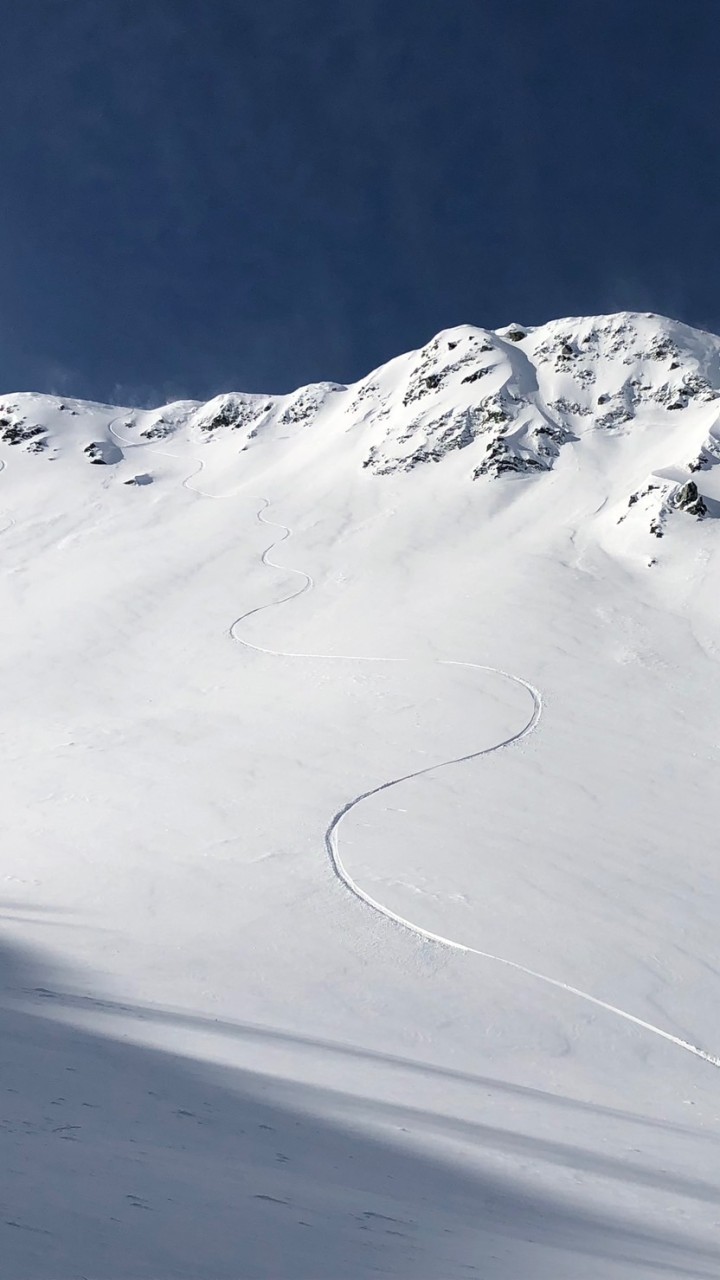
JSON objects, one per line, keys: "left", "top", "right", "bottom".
{"left": 231, "top": 501, "right": 720, "bottom": 1072}
{"left": 108, "top": 415, "right": 720, "bottom": 1072}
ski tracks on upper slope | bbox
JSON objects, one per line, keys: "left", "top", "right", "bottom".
{"left": 109, "top": 419, "right": 720, "bottom": 1071}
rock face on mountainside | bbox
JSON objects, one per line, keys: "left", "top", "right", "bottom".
{"left": 673, "top": 479, "right": 707, "bottom": 516}
{"left": 2, "top": 311, "right": 720, "bottom": 544}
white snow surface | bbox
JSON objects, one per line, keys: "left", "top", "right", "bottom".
{"left": 2, "top": 311, "right": 720, "bottom": 1277}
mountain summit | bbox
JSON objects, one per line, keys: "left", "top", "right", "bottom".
{"left": 3, "top": 312, "right": 720, "bottom": 554}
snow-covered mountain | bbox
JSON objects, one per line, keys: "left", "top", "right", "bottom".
{"left": 4, "top": 310, "right": 720, "bottom": 550}
{"left": 3, "top": 313, "right": 720, "bottom": 1279}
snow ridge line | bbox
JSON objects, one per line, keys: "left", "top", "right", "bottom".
{"left": 108, "top": 418, "right": 720, "bottom": 1071}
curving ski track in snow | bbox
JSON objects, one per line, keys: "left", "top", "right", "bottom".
{"left": 110, "top": 418, "right": 720, "bottom": 1071}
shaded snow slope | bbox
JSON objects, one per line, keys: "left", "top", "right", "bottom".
{"left": 2, "top": 312, "right": 720, "bottom": 1278}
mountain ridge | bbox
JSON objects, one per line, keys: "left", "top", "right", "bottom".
{"left": 3, "top": 310, "right": 720, "bottom": 552}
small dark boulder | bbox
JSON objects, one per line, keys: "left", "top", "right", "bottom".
{"left": 84, "top": 440, "right": 122, "bottom": 465}
{"left": 674, "top": 480, "right": 707, "bottom": 517}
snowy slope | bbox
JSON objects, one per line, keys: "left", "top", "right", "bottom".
{"left": 2, "top": 312, "right": 720, "bottom": 1278}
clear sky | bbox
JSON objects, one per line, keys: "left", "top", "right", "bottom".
{"left": 2, "top": 1, "right": 718, "bottom": 405}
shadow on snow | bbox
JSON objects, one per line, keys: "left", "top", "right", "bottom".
{"left": 1, "top": 921, "right": 718, "bottom": 1280}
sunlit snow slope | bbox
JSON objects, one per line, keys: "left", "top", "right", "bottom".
{"left": 2, "top": 312, "right": 720, "bottom": 1279}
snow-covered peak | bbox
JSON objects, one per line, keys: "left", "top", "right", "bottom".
{"left": 3, "top": 311, "right": 720, "bottom": 556}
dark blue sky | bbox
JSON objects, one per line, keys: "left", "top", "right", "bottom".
{"left": 2, "top": 1, "right": 718, "bottom": 405}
